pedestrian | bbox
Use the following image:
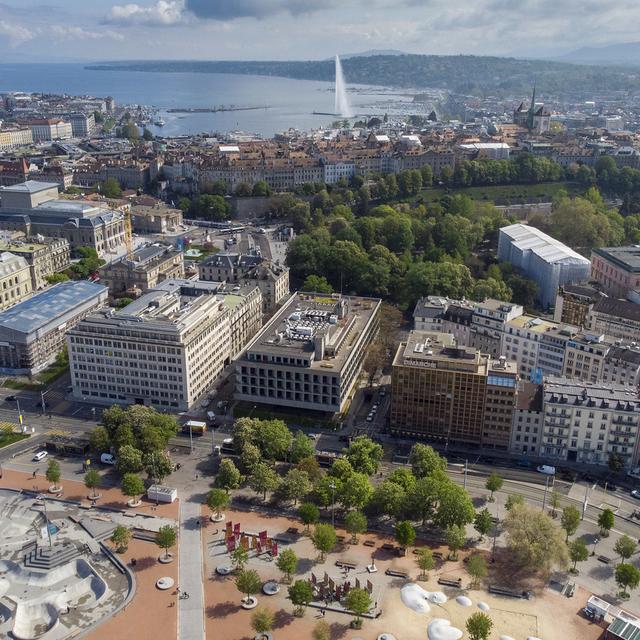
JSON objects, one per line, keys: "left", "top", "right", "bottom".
{"left": 322, "top": 608, "right": 326, "bottom": 617}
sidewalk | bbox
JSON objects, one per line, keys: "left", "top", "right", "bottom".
{"left": 179, "top": 498, "right": 205, "bottom": 640}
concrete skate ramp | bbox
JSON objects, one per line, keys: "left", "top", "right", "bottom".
{"left": 12, "top": 601, "right": 59, "bottom": 640}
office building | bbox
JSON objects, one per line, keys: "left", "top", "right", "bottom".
{"left": 0, "top": 252, "right": 32, "bottom": 310}
{"left": 131, "top": 204, "right": 183, "bottom": 234}
{"left": 590, "top": 246, "right": 640, "bottom": 299}
{"left": 390, "top": 331, "right": 518, "bottom": 449}
{"left": 199, "top": 252, "right": 289, "bottom": 314}
{"left": 0, "top": 236, "right": 70, "bottom": 291}
{"left": 0, "top": 181, "right": 126, "bottom": 257}
{"left": 497, "top": 224, "right": 590, "bottom": 308}
{"left": 541, "top": 377, "right": 640, "bottom": 468}
{"left": 99, "top": 244, "right": 184, "bottom": 296}
{"left": 469, "top": 299, "right": 524, "bottom": 357}
{"left": 68, "top": 280, "right": 233, "bottom": 411}
{"left": 235, "top": 292, "right": 381, "bottom": 414}
{"left": 28, "top": 118, "right": 73, "bottom": 142}
{"left": 509, "top": 382, "right": 543, "bottom": 456}
{"left": 0, "top": 280, "right": 107, "bottom": 374}
{"left": 67, "top": 113, "right": 95, "bottom": 138}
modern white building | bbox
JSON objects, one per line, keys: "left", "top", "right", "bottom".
{"left": 497, "top": 224, "right": 591, "bottom": 308}
{"left": 28, "top": 119, "right": 73, "bottom": 142}
{"left": 235, "top": 292, "right": 381, "bottom": 414}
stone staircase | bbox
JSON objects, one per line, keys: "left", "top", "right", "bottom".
{"left": 23, "top": 542, "right": 82, "bottom": 570}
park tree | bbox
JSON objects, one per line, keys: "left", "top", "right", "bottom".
{"left": 346, "top": 587, "right": 371, "bottom": 627}
{"left": 288, "top": 579, "right": 314, "bottom": 616}
{"left": 116, "top": 445, "right": 144, "bottom": 474}
{"left": 89, "top": 427, "right": 110, "bottom": 455}
{"left": 466, "top": 611, "right": 493, "bottom": 640}
{"left": 616, "top": 563, "right": 640, "bottom": 598}
{"left": 330, "top": 458, "right": 354, "bottom": 482}
{"left": 614, "top": 535, "right": 637, "bottom": 564}
{"left": 409, "top": 443, "right": 447, "bottom": 478}
{"left": 235, "top": 568, "right": 262, "bottom": 602}
{"left": 345, "top": 436, "right": 383, "bottom": 476}
{"left": 215, "top": 459, "right": 242, "bottom": 493}
{"left": 311, "top": 523, "right": 337, "bottom": 561}
{"left": 121, "top": 473, "right": 145, "bottom": 505}
{"left": 434, "top": 482, "right": 476, "bottom": 529}
{"left": 290, "top": 431, "right": 316, "bottom": 463}
{"left": 416, "top": 548, "right": 435, "bottom": 580}
{"left": 249, "top": 463, "right": 281, "bottom": 500}
{"left": 395, "top": 520, "right": 416, "bottom": 552}
{"left": 231, "top": 547, "right": 249, "bottom": 572}
{"left": 560, "top": 506, "right": 581, "bottom": 542}
{"left": 84, "top": 469, "right": 101, "bottom": 499}
{"left": 466, "top": 555, "right": 488, "bottom": 588}
{"left": 505, "top": 504, "right": 569, "bottom": 572}
{"left": 370, "top": 480, "right": 406, "bottom": 519}
{"left": 569, "top": 539, "right": 589, "bottom": 573}
{"left": 298, "top": 502, "right": 320, "bottom": 532}
{"left": 312, "top": 620, "right": 331, "bottom": 640}
{"left": 445, "top": 524, "right": 466, "bottom": 560}
{"left": 339, "top": 472, "right": 373, "bottom": 511}
{"left": 313, "top": 475, "right": 342, "bottom": 509}
{"left": 253, "top": 419, "right": 293, "bottom": 461}
{"left": 276, "top": 548, "right": 298, "bottom": 583}
{"left": 387, "top": 468, "right": 416, "bottom": 492}
{"left": 485, "top": 473, "right": 503, "bottom": 502}
{"left": 110, "top": 525, "right": 131, "bottom": 553}
{"left": 609, "top": 452, "right": 626, "bottom": 474}
{"left": 302, "top": 275, "right": 334, "bottom": 294}
{"left": 280, "top": 469, "right": 311, "bottom": 505}
{"left": 297, "top": 456, "right": 323, "bottom": 483}
{"left": 143, "top": 451, "right": 172, "bottom": 484}
{"left": 598, "top": 508, "right": 615, "bottom": 537}
{"left": 403, "top": 474, "right": 443, "bottom": 525}
{"left": 102, "top": 405, "right": 177, "bottom": 452}
{"left": 505, "top": 493, "right": 524, "bottom": 512}
{"left": 240, "top": 443, "right": 262, "bottom": 474}
{"left": 46, "top": 459, "right": 61, "bottom": 490}
{"left": 206, "top": 488, "right": 230, "bottom": 520}
{"left": 345, "top": 511, "right": 368, "bottom": 544}
{"left": 474, "top": 509, "right": 493, "bottom": 540}
{"left": 155, "top": 525, "right": 177, "bottom": 560}
{"left": 251, "top": 607, "right": 274, "bottom": 635}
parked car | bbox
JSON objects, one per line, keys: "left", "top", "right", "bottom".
{"left": 5, "top": 395, "right": 15, "bottom": 402}
{"left": 630, "top": 489, "right": 640, "bottom": 500}
{"left": 308, "top": 433, "right": 320, "bottom": 441}
{"left": 100, "top": 453, "right": 116, "bottom": 465}
{"left": 32, "top": 450, "right": 48, "bottom": 462}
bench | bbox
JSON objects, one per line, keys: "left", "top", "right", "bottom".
{"left": 597, "top": 555, "right": 612, "bottom": 564}
{"left": 381, "top": 543, "right": 395, "bottom": 551}
{"left": 433, "top": 551, "right": 444, "bottom": 560}
{"left": 385, "top": 569, "right": 409, "bottom": 579}
{"left": 437, "top": 578, "right": 462, "bottom": 588}
{"left": 286, "top": 527, "right": 299, "bottom": 535}
{"left": 336, "top": 535, "right": 346, "bottom": 543}
{"left": 488, "top": 585, "right": 532, "bottom": 599}
{"left": 335, "top": 560, "right": 357, "bottom": 569}
{"left": 363, "top": 540, "right": 375, "bottom": 547}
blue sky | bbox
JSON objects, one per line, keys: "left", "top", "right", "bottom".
{"left": 0, "top": 0, "right": 637, "bottom": 62}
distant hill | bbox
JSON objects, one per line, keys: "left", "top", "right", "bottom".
{"left": 86, "top": 54, "right": 640, "bottom": 96}
{"left": 558, "top": 42, "right": 640, "bottom": 67}
{"left": 339, "top": 49, "right": 407, "bottom": 59}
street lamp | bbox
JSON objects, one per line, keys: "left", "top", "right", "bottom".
{"left": 38, "top": 494, "right": 53, "bottom": 548}
{"left": 329, "top": 481, "right": 336, "bottom": 528}
{"left": 592, "top": 536, "right": 600, "bottom": 557}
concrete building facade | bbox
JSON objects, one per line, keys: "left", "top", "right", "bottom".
{"left": 235, "top": 292, "right": 381, "bottom": 414}
{"left": 591, "top": 246, "right": 640, "bottom": 299}
{"left": 0, "top": 252, "right": 32, "bottom": 310}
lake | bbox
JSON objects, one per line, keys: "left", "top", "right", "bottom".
{"left": 0, "top": 63, "right": 410, "bottom": 137}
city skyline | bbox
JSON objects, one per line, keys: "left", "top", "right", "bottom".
{"left": 1, "top": 0, "right": 640, "bottom": 63}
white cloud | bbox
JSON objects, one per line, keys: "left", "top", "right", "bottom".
{"left": 0, "top": 20, "right": 34, "bottom": 47}
{"left": 105, "top": 1, "right": 186, "bottom": 26}
{"left": 50, "top": 25, "right": 124, "bottom": 41}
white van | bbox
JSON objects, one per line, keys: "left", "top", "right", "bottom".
{"left": 32, "top": 450, "right": 48, "bottom": 462}
{"left": 537, "top": 464, "right": 556, "bottom": 475}
{"left": 100, "top": 453, "right": 116, "bottom": 465}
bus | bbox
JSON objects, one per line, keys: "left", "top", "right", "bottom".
{"left": 182, "top": 420, "right": 207, "bottom": 436}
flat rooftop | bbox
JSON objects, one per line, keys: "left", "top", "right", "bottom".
{"left": 0, "top": 280, "right": 106, "bottom": 334}
{"left": 544, "top": 376, "right": 640, "bottom": 405}
{"left": 0, "top": 180, "right": 58, "bottom": 194}
{"left": 507, "top": 314, "right": 560, "bottom": 334}
{"left": 501, "top": 223, "right": 590, "bottom": 265}
{"left": 245, "top": 292, "right": 380, "bottom": 370}
{"left": 593, "top": 246, "right": 640, "bottom": 273}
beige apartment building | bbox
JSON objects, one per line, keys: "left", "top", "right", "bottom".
{"left": 391, "top": 331, "right": 518, "bottom": 450}
{"left": 99, "top": 244, "right": 184, "bottom": 296}
{"left": 67, "top": 280, "right": 232, "bottom": 411}
{"left": 0, "top": 252, "right": 32, "bottom": 310}
{"left": 235, "top": 292, "right": 381, "bottom": 414}
{"left": 131, "top": 204, "right": 184, "bottom": 234}
{"left": 591, "top": 246, "right": 640, "bottom": 299}
{"left": 0, "top": 237, "right": 70, "bottom": 291}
